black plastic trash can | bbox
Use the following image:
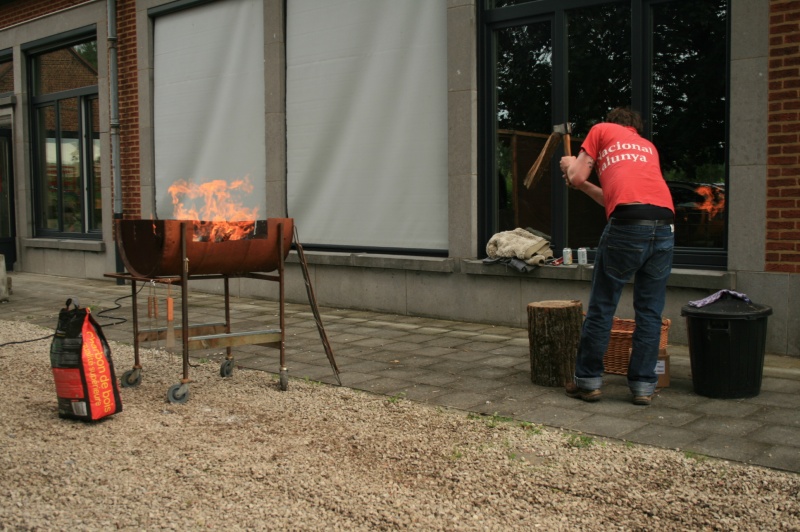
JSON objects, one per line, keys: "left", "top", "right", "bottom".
{"left": 681, "top": 297, "right": 772, "bottom": 399}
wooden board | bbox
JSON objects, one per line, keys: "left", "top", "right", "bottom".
{"left": 187, "top": 329, "right": 282, "bottom": 350}
{"left": 137, "top": 322, "right": 226, "bottom": 343}
{"left": 524, "top": 132, "right": 563, "bottom": 189}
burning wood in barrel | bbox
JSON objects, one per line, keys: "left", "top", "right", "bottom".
{"left": 116, "top": 176, "right": 291, "bottom": 277}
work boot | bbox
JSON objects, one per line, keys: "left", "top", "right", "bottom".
{"left": 565, "top": 383, "right": 602, "bottom": 402}
{"left": 632, "top": 394, "right": 653, "bottom": 406}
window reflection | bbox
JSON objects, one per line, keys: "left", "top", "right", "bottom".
{"left": 566, "top": 3, "right": 631, "bottom": 249}
{"left": 485, "top": 0, "right": 729, "bottom": 263}
{"left": 32, "top": 42, "right": 98, "bottom": 97}
{"left": 494, "top": 22, "right": 552, "bottom": 236}
{"left": 652, "top": 0, "right": 727, "bottom": 248}
{"left": 59, "top": 98, "right": 82, "bottom": 233}
{"left": 89, "top": 97, "right": 101, "bottom": 231}
{"left": 31, "top": 38, "right": 99, "bottom": 236}
{"left": 36, "top": 106, "right": 59, "bottom": 230}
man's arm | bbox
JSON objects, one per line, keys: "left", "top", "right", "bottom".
{"left": 560, "top": 151, "right": 593, "bottom": 187}
{"left": 575, "top": 180, "right": 604, "bottom": 206}
{"left": 559, "top": 152, "right": 604, "bottom": 206}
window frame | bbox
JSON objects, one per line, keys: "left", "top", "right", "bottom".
{"left": 24, "top": 28, "right": 100, "bottom": 239}
{"left": 478, "top": 0, "right": 730, "bottom": 270}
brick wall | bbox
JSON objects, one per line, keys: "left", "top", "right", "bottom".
{"left": 0, "top": 0, "right": 141, "bottom": 219}
{"left": 116, "top": 0, "right": 140, "bottom": 219}
{"left": 768, "top": 0, "right": 800, "bottom": 274}
{"left": 0, "top": 0, "right": 91, "bottom": 27}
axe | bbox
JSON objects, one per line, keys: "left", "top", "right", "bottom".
{"left": 524, "top": 122, "right": 572, "bottom": 189}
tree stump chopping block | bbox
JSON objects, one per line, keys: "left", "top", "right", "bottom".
{"left": 527, "top": 300, "right": 582, "bottom": 387}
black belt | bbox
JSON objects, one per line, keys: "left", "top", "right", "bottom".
{"left": 610, "top": 218, "right": 673, "bottom": 227}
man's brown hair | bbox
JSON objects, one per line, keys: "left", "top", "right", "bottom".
{"left": 606, "top": 107, "right": 643, "bottom": 134}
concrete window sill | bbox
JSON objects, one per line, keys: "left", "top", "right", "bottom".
{"left": 288, "top": 251, "right": 734, "bottom": 290}
{"left": 21, "top": 238, "right": 106, "bottom": 253}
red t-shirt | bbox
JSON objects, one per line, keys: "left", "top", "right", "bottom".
{"left": 580, "top": 122, "right": 674, "bottom": 219}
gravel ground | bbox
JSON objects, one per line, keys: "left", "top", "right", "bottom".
{"left": 1, "top": 319, "right": 799, "bottom": 531}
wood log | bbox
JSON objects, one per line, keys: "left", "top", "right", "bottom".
{"left": 527, "top": 300, "right": 582, "bottom": 387}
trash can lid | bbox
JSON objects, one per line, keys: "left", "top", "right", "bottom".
{"left": 681, "top": 297, "right": 773, "bottom": 320}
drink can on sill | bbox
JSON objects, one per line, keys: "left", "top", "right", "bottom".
{"left": 577, "top": 247, "right": 588, "bottom": 265}
{"left": 562, "top": 247, "right": 573, "bottom": 265}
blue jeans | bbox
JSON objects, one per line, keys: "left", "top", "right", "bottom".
{"left": 574, "top": 221, "right": 674, "bottom": 397}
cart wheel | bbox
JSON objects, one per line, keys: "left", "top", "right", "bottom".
{"left": 220, "top": 359, "right": 235, "bottom": 378}
{"left": 279, "top": 370, "right": 288, "bottom": 391}
{"left": 121, "top": 368, "right": 142, "bottom": 388}
{"left": 167, "top": 383, "right": 190, "bottom": 404}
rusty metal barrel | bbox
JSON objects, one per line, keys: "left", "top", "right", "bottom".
{"left": 115, "top": 218, "right": 294, "bottom": 277}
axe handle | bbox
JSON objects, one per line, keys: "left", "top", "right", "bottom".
{"left": 564, "top": 134, "right": 572, "bottom": 157}
{"left": 524, "top": 132, "right": 562, "bottom": 189}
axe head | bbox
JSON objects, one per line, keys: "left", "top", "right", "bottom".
{"left": 553, "top": 123, "right": 573, "bottom": 156}
{"left": 552, "top": 122, "right": 572, "bottom": 136}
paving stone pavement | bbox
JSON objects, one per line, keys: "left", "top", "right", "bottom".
{"left": 3, "top": 272, "right": 799, "bottom": 473}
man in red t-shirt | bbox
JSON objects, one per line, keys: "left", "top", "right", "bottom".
{"left": 559, "top": 107, "right": 675, "bottom": 406}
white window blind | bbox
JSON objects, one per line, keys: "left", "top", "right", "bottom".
{"left": 153, "top": 0, "right": 266, "bottom": 220}
{"left": 286, "top": 0, "right": 449, "bottom": 251}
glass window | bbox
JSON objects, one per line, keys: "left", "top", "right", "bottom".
{"left": 35, "top": 105, "right": 59, "bottom": 231}
{"left": 652, "top": 0, "right": 727, "bottom": 249}
{"left": 29, "top": 38, "right": 99, "bottom": 237}
{"left": 566, "top": 3, "right": 631, "bottom": 249}
{"left": 481, "top": 0, "right": 729, "bottom": 269}
{"left": 31, "top": 41, "right": 98, "bottom": 96}
{"left": 88, "top": 97, "right": 101, "bottom": 231}
{"left": 494, "top": 22, "right": 552, "bottom": 235}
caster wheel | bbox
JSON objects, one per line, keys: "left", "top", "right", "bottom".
{"left": 167, "top": 383, "right": 190, "bottom": 404}
{"left": 220, "top": 359, "right": 235, "bottom": 378}
{"left": 279, "top": 370, "right": 288, "bottom": 391}
{"left": 121, "top": 369, "right": 142, "bottom": 388}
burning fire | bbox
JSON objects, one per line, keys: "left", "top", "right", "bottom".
{"left": 168, "top": 177, "right": 260, "bottom": 242}
{"left": 694, "top": 185, "right": 725, "bottom": 219}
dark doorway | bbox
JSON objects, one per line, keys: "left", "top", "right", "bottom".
{"left": 0, "top": 125, "right": 15, "bottom": 271}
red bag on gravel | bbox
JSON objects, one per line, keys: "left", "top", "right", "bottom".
{"left": 49, "top": 299, "right": 122, "bottom": 421}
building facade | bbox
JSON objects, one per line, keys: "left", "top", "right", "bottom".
{"left": 0, "top": 0, "right": 798, "bottom": 356}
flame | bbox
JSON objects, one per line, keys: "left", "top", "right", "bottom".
{"left": 168, "top": 177, "right": 260, "bottom": 242}
{"left": 693, "top": 185, "right": 725, "bottom": 219}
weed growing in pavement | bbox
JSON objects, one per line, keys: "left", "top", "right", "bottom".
{"left": 387, "top": 392, "right": 406, "bottom": 404}
{"left": 566, "top": 434, "right": 595, "bottom": 448}
{"left": 519, "top": 421, "right": 543, "bottom": 435}
{"left": 684, "top": 451, "right": 709, "bottom": 462}
{"left": 485, "top": 413, "right": 513, "bottom": 428}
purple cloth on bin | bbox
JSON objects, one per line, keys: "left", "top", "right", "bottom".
{"left": 687, "top": 289, "right": 751, "bottom": 308}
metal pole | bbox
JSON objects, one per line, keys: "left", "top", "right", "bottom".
{"left": 108, "top": 0, "right": 124, "bottom": 278}
{"left": 181, "top": 222, "right": 190, "bottom": 382}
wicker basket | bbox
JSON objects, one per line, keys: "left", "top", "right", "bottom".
{"left": 603, "top": 317, "right": 671, "bottom": 375}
